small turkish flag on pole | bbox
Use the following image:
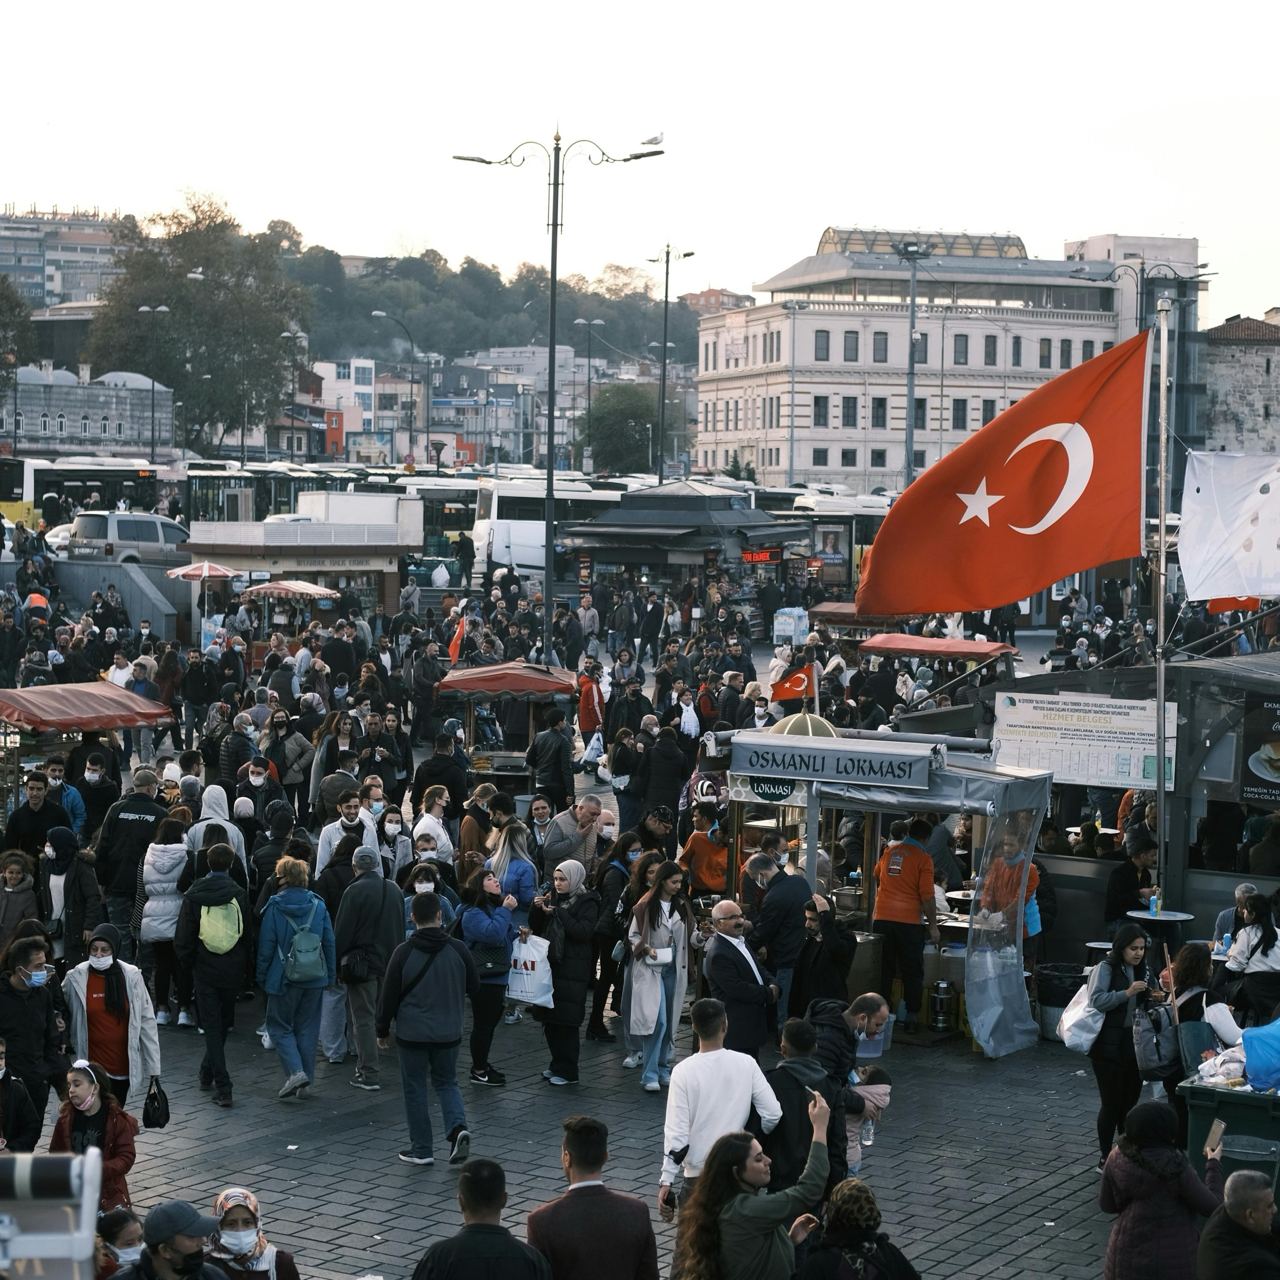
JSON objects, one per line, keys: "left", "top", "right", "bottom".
{"left": 771, "top": 665, "right": 814, "bottom": 702}
{"left": 855, "top": 330, "right": 1152, "bottom": 616}
{"left": 448, "top": 617, "right": 465, "bottom": 664}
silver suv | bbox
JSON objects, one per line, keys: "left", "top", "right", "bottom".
{"left": 67, "top": 511, "right": 189, "bottom": 566}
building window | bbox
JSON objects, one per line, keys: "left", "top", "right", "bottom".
{"left": 1267, "top": 356, "right": 1272, "bottom": 377}
{"left": 100, "top": 416, "right": 108, "bottom": 435}
{"left": 734, "top": 400, "right": 740, "bottom": 429}
{"left": 984, "top": 334, "right": 998, "bottom": 366}
{"left": 1103, "top": 341, "right": 1114, "bottom": 352}
{"left": 355, "top": 392, "right": 372, "bottom": 410}
{"left": 0, "top": 412, "right": 5, "bottom": 433}
{"left": 13, "top": 413, "right": 21, "bottom": 435}
{"left": 39, "top": 413, "right": 49, "bottom": 434}
{"left": 56, "top": 413, "right": 66, "bottom": 435}
{"left": 843, "top": 330, "right": 859, "bottom": 362}
{"left": 702, "top": 403, "right": 709, "bottom": 432}
{"left": 115, "top": 421, "right": 124, "bottom": 437}
{"left": 872, "top": 332, "right": 888, "bottom": 363}
{"left": 982, "top": 399, "right": 997, "bottom": 425}
{"left": 1060, "top": 339, "right": 1072, "bottom": 369}
{"left": 913, "top": 398, "right": 926, "bottom": 430}
{"left": 1011, "top": 336, "right": 1022, "bottom": 367}
{"left": 353, "top": 365, "right": 373, "bottom": 386}
{"left": 871, "top": 448, "right": 887, "bottom": 468}
{"left": 841, "top": 449, "right": 857, "bottom": 467}
{"left": 812, "top": 395, "right": 829, "bottom": 427}
{"left": 914, "top": 332, "right": 929, "bottom": 365}
{"left": 814, "top": 330, "right": 830, "bottom": 361}
{"left": 951, "top": 398, "right": 968, "bottom": 430}
{"left": 1039, "top": 338, "right": 1052, "bottom": 369}
{"left": 812, "top": 447, "right": 828, "bottom": 467}
{"left": 841, "top": 395, "right": 858, "bottom": 427}
{"left": 335, "top": 361, "right": 351, "bottom": 380}
{"left": 953, "top": 334, "right": 969, "bottom": 366}
{"left": 1082, "top": 340, "right": 1095, "bottom": 362}
{"left": 80, "top": 414, "right": 90, "bottom": 434}
{"left": 1267, "top": 405, "right": 1272, "bottom": 421}
{"left": 871, "top": 398, "right": 887, "bottom": 430}
{"left": 713, "top": 344, "right": 718, "bottom": 371}
{"left": 912, "top": 449, "right": 926, "bottom": 469}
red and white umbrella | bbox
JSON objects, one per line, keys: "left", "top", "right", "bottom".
{"left": 166, "top": 560, "right": 237, "bottom": 582}
{"left": 240, "top": 579, "right": 340, "bottom": 600}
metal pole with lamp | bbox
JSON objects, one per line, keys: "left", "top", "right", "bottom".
{"left": 782, "top": 300, "right": 809, "bottom": 485}
{"left": 1155, "top": 293, "right": 1171, "bottom": 889}
{"left": 137, "top": 304, "right": 170, "bottom": 463}
{"left": 454, "top": 134, "right": 662, "bottom": 656}
{"left": 647, "top": 246, "right": 694, "bottom": 483}
{"left": 572, "top": 317, "right": 604, "bottom": 460}
{"left": 893, "top": 240, "right": 932, "bottom": 487}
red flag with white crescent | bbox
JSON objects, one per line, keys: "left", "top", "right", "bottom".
{"left": 771, "top": 665, "right": 814, "bottom": 702}
{"left": 855, "top": 331, "right": 1151, "bottom": 615}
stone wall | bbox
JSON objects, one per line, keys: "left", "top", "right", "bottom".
{"left": 1204, "top": 340, "right": 1280, "bottom": 451}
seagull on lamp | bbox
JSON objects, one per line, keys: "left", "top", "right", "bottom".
{"left": 642, "top": 132, "right": 663, "bottom": 146}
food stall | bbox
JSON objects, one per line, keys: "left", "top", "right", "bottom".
{"left": 716, "top": 722, "right": 1052, "bottom": 1058}
{"left": 436, "top": 661, "right": 578, "bottom": 798}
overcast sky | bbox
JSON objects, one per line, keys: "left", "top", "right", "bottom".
{"left": 10, "top": 2, "right": 1271, "bottom": 326}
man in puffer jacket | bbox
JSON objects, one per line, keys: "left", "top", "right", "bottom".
{"left": 174, "top": 842, "right": 249, "bottom": 1107}
{"left": 95, "top": 769, "right": 167, "bottom": 962}
{"left": 138, "top": 817, "right": 195, "bottom": 1026}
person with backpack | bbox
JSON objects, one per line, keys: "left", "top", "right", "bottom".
{"left": 255, "top": 855, "right": 336, "bottom": 1100}
{"left": 174, "top": 843, "right": 250, "bottom": 1108}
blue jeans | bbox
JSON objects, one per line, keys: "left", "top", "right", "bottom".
{"left": 640, "top": 964, "right": 677, "bottom": 1086}
{"left": 266, "top": 986, "right": 324, "bottom": 1081}
{"left": 106, "top": 896, "right": 136, "bottom": 963}
{"left": 774, "top": 966, "right": 795, "bottom": 1033}
{"left": 398, "top": 1043, "right": 466, "bottom": 1158}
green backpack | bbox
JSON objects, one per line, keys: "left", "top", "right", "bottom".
{"left": 198, "top": 899, "right": 243, "bottom": 955}
{"left": 280, "top": 901, "right": 326, "bottom": 983}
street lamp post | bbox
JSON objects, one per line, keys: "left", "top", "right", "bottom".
{"left": 647, "top": 246, "right": 694, "bottom": 483}
{"left": 455, "top": 133, "right": 662, "bottom": 653}
{"left": 781, "top": 300, "right": 809, "bottom": 486}
{"left": 893, "top": 239, "right": 933, "bottom": 487}
{"left": 371, "top": 310, "right": 416, "bottom": 466}
{"left": 572, "top": 318, "right": 604, "bottom": 459}
{"left": 137, "top": 305, "right": 170, "bottom": 463}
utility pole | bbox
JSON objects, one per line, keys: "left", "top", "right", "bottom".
{"left": 893, "top": 239, "right": 933, "bottom": 487}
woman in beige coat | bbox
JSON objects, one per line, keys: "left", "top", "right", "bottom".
{"left": 627, "top": 860, "right": 704, "bottom": 1092}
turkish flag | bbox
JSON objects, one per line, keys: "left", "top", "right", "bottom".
{"left": 447, "top": 617, "right": 465, "bottom": 664}
{"left": 1208, "top": 597, "right": 1261, "bottom": 614}
{"left": 856, "top": 330, "right": 1151, "bottom": 615}
{"left": 771, "top": 665, "right": 814, "bottom": 701}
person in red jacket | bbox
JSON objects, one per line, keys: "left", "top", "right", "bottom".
{"left": 871, "top": 821, "right": 940, "bottom": 1034}
{"left": 578, "top": 665, "right": 605, "bottom": 742}
{"left": 50, "top": 1059, "right": 138, "bottom": 1211}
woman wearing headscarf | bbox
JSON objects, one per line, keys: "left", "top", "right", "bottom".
{"left": 797, "top": 1177, "right": 921, "bottom": 1279}
{"left": 186, "top": 785, "right": 247, "bottom": 877}
{"left": 673, "top": 688, "right": 702, "bottom": 769}
{"left": 49, "top": 1060, "right": 138, "bottom": 1212}
{"left": 199, "top": 703, "right": 233, "bottom": 775}
{"left": 208, "top": 1186, "right": 301, "bottom": 1280}
{"left": 62, "top": 924, "right": 161, "bottom": 1109}
{"left": 37, "top": 824, "right": 103, "bottom": 972}
{"left": 259, "top": 709, "right": 314, "bottom": 822}
{"left": 527, "top": 859, "right": 601, "bottom": 1086}
{"left": 1098, "top": 1100, "right": 1223, "bottom": 1280}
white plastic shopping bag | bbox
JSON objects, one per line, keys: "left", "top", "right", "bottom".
{"left": 1057, "top": 977, "right": 1104, "bottom": 1053}
{"left": 507, "top": 934, "right": 555, "bottom": 1008}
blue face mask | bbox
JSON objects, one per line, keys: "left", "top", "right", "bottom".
{"left": 627, "top": 849, "right": 641, "bottom": 863}
{"left": 23, "top": 967, "right": 48, "bottom": 988}
{"left": 370, "top": 800, "right": 385, "bottom": 816}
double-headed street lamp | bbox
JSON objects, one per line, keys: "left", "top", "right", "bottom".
{"left": 893, "top": 239, "right": 934, "bottom": 487}
{"left": 454, "top": 133, "right": 662, "bottom": 654}
{"left": 572, "top": 317, "right": 604, "bottom": 450}
{"left": 371, "top": 310, "right": 417, "bottom": 465}
{"left": 646, "top": 246, "right": 694, "bottom": 483}
{"left": 137, "top": 304, "right": 170, "bottom": 464}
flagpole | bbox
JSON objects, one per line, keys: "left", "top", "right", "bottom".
{"left": 1155, "top": 294, "right": 1171, "bottom": 892}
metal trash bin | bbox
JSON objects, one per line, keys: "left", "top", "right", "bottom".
{"left": 1035, "top": 963, "right": 1085, "bottom": 1042}
{"left": 1180, "top": 1080, "right": 1280, "bottom": 1180}
{"left": 847, "top": 931, "right": 883, "bottom": 1002}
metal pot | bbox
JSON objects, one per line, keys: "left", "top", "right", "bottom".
{"left": 929, "top": 979, "right": 957, "bottom": 1032}
{"left": 832, "top": 887, "right": 862, "bottom": 914}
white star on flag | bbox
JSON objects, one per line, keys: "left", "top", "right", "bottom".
{"left": 956, "top": 477, "right": 1005, "bottom": 526}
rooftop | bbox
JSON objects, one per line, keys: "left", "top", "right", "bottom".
{"left": 817, "top": 228, "right": 1028, "bottom": 258}
{"left": 1205, "top": 316, "right": 1280, "bottom": 344}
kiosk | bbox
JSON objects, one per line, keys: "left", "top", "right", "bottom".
{"left": 717, "top": 725, "right": 1053, "bottom": 1059}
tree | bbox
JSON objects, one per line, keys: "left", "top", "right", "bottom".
{"left": 742, "top": 459, "right": 758, "bottom": 483}
{"left": 0, "top": 276, "right": 35, "bottom": 417}
{"left": 724, "top": 451, "right": 744, "bottom": 479}
{"left": 89, "top": 196, "right": 307, "bottom": 455}
{"left": 575, "top": 383, "right": 661, "bottom": 473}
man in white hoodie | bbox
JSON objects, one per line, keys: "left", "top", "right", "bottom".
{"left": 315, "top": 791, "right": 378, "bottom": 877}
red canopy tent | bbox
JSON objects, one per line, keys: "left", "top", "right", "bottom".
{"left": 854, "top": 634, "right": 1015, "bottom": 662}
{"left": 437, "top": 661, "right": 577, "bottom": 701}
{"left": 0, "top": 683, "right": 173, "bottom": 733}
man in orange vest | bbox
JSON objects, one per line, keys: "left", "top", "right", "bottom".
{"left": 871, "top": 819, "right": 940, "bottom": 1034}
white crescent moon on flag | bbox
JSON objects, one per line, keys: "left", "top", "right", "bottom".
{"left": 1005, "top": 421, "right": 1094, "bottom": 536}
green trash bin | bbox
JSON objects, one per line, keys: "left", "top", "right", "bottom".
{"left": 1179, "top": 1078, "right": 1280, "bottom": 1180}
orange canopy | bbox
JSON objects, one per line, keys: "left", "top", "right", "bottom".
{"left": 438, "top": 660, "right": 577, "bottom": 701}
{"left": 0, "top": 682, "right": 173, "bottom": 732}
{"left": 855, "top": 634, "right": 1015, "bottom": 661}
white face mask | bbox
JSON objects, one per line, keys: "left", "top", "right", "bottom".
{"left": 385, "top": 822, "right": 401, "bottom": 836}
{"left": 218, "top": 1229, "right": 258, "bottom": 1256}
{"left": 112, "top": 1246, "right": 142, "bottom": 1266}
{"left": 84, "top": 771, "right": 102, "bottom": 783}
{"left": 43, "top": 845, "right": 55, "bottom": 860}
{"left": 601, "top": 826, "right": 616, "bottom": 840}
{"left": 414, "top": 880, "right": 433, "bottom": 894}
{"left": 248, "top": 774, "right": 266, "bottom": 788}
{"left": 88, "top": 954, "right": 113, "bottom": 971}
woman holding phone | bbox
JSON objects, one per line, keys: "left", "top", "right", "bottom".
{"left": 1098, "top": 1100, "right": 1223, "bottom": 1280}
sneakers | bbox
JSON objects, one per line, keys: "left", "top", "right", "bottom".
{"left": 585, "top": 1027, "right": 617, "bottom": 1043}
{"left": 198, "top": 1074, "right": 213, "bottom": 1093}
{"left": 278, "top": 1071, "right": 309, "bottom": 1099}
{"left": 622, "top": 1053, "right": 644, "bottom": 1069}
{"left": 542, "top": 1069, "right": 555, "bottom": 1080}
{"left": 350, "top": 1074, "right": 381, "bottom": 1092}
{"left": 398, "top": 1151, "right": 435, "bottom": 1166}
{"left": 502, "top": 1008, "right": 523, "bottom": 1025}
{"left": 213, "top": 1091, "right": 233, "bottom": 1108}
{"left": 448, "top": 1127, "right": 471, "bottom": 1165}
{"left": 643, "top": 1080, "right": 662, "bottom": 1093}
{"left": 1096, "top": 1156, "right": 1107, "bottom": 1174}
{"left": 470, "top": 1067, "right": 505, "bottom": 1087}
{"left": 547, "top": 1075, "right": 576, "bottom": 1087}
{"left": 155, "top": 1009, "right": 171, "bottom": 1026}
{"left": 177, "top": 1009, "right": 196, "bottom": 1028}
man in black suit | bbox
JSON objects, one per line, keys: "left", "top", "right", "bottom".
{"left": 527, "top": 1116, "right": 658, "bottom": 1280}
{"left": 704, "top": 898, "right": 779, "bottom": 1058}
{"left": 411, "top": 1158, "right": 549, "bottom": 1280}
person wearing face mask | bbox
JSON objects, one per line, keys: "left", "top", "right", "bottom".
{"left": 458, "top": 784, "right": 498, "bottom": 882}
{"left": 334, "top": 847, "right": 406, "bottom": 1092}
{"left": 587, "top": 833, "right": 641, "bottom": 1043}
{"left": 96, "top": 1207, "right": 144, "bottom": 1276}
{"left": 50, "top": 1059, "right": 138, "bottom": 1211}
{"left": 460, "top": 868, "right": 520, "bottom": 1087}
{"left": 207, "top": 1186, "right": 300, "bottom": 1280}
{"left": 79, "top": 751, "right": 123, "bottom": 845}
{"left": 0, "top": 936, "right": 62, "bottom": 1140}
{"left": 376, "top": 808, "right": 413, "bottom": 879}
{"left": 234, "top": 757, "right": 285, "bottom": 829}
{"left": 525, "top": 793, "right": 555, "bottom": 878}
{"left": 258, "top": 713, "right": 314, "bottom": 823}
{"left": 412, "top": 785, "right": 456, "bottom": 865}
{"left": 218, "top": 714, "right": 257, "bottom": 794}
{"left": 399, "top": 860, "right": 458, "bottom": 932}
{"left": 62, "top": 923, "right": 162, "bottom": 1110}
{"left": 36, "top": 826, "right": 104, "bottom": 973}
{"left": 111, "top": 1199, "right": 225, "bottom": 1280}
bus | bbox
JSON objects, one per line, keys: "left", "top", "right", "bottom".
{"left": 471, "top": 476, "right": 622, "bottom": 593}
{"left": 791, "top": 492, "right": 893, "bottom": 589}
{"left": 0, "top": 457, "right": 160, "bottom": 524}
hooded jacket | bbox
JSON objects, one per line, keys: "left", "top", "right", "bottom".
{"left": 0, "top": 872, "right": 37, "bottom": 951}
{"left": 185, "top": 786, "right": 247, "bottom": 873}
{"left": 333, "top": 871, "right": 405, "bottom": 974}
{"left": 63, "top": 959, "right": 161, "bottom": 1105}
{"left": 410, "top": 753, "right": 468, "bottom": 820}
{"left": 139, "top": 843, "right": 193, "bottom": 943}
{"left": 315, "top": 843, "right": 358, "bottom": 923}
{"left": 96, "top": 791, "right": 168, "bottom": 897}
{"left": 763, "top": 1054, "right": 840, "bottom": 1193}
{"left": 81, "top": 774, "right": 123, "bottom": 842}
{"left": 218, "top": 724, "right": 256, "bottom": 792}
{"left": 37, "top": 839, "right": 103, "bottom": 964}
{"left": 255, "top": 887, "right": 335, "bottom": 994}
{"left": 376, "top": 927, "right": 478, "bottom": 1046}
{"left": 173, "top": 873, "right": 249, "bottom": 989}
